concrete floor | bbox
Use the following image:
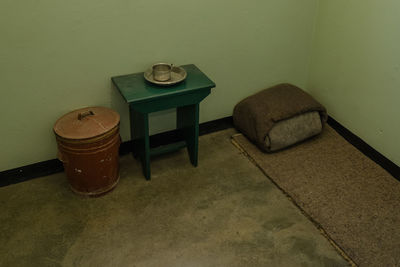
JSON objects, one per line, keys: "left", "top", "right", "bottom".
{"left": 0, "top": 129, "right": 349, "bottom": 267}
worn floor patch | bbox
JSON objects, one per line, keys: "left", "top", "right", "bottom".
{"left": 0, "top": 129, "right": 349, "bottom": 267}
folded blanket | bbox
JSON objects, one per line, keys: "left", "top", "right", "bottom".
{"left": 265, "top": 111, "right": 322, "bottom": 151}
{"left": 233, "top": 83, "right": 327, "bottom": 152}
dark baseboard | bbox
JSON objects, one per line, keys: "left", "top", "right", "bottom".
{"left": 0, "top": 116, "right": 234, "bottom": 187}
{"left": 119, "top": 116, "right": 233, "bottom": 155}
{"left": 327, "top": 116, "right": 399, "bottom": 180}
{"left": 2, "top": 115, "right": 398, "bottom": 187}
{"left": 0, "top": 159, "right": 64, "bottom": 187}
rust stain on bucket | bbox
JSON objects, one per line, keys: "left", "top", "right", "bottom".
{"left": 54, "top": 107, "right": 121, "bottom": 197}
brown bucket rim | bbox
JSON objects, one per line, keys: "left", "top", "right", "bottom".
{"left": 54, "top": 124, "right": 120, "bottom": 144}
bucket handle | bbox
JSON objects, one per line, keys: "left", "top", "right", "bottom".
{"left": 78, "top": 110, "right": 94, "bottom": 120}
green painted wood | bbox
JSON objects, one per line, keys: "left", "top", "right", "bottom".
{"left": 130, "top": 108, "right": 151, "bottom": 179}
{"left": 113, "top": 64, "right": 215, "bottom": 180}
{"left": 177, "top": 104, "right": 199, "bottom": 167}
{"left": 111, "top": 64, "right": 215, "bottom": 105}
{"left": 149, "top": 141, "right": 187, "bottom": 157}
{"left": 131, "top": 88, "right": 211, "bottom": 113}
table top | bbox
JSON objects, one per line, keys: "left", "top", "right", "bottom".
{"left": 112, "top": 64, "right": 215, "bottom": 104}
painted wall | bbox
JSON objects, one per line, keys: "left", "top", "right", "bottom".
{"left": 0, "top": 0, "right": 318, "bottom": 171}
{"left": 308, "top": 0, "right": 400, "bottom": 165}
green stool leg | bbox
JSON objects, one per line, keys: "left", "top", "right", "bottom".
{"left": 130, "top": 107, "right": 151, "bottom": 180}
{"left": 177, "top": 104, "right": 199, "bottom": 167}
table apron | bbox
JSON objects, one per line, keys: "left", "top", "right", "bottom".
{"left": 129, "top": 88, "right": 211, "bottom": 113}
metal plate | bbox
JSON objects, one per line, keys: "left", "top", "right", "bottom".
{"left": 144, "top": 65, "right": 187, "bottom": 86}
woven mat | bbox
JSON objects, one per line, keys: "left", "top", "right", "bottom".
{"left": 232, "top": 126, "right": 400, "bottom": 267}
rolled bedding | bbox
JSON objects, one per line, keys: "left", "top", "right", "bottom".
{"left": 233, "top": 83, "right": 327, "bottom": 152}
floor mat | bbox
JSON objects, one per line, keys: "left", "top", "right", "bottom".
{"left": 232, "top": 126, "right": 400, "bottom": 267}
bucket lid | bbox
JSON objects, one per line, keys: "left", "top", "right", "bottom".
{"left": 53, "top": 107, "right": 120, "bottom": 140}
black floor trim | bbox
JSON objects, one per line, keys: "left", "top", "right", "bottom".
{"left": 0, "top": 159, "right": 64, "bottom": 187}
{"left": 2, "top": 115, "right": 398, "bottom": 186}
{"left": 119, "top": 116, "right": 233, "bottom": 155}
{"left": 0, "top": 116, "right": 234, "bottom": 187}
{"left": 327, "top": 116, "right": 400, "bottom": 181}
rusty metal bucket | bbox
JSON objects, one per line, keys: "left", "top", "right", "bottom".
{"left": 54, "top": 107, "right": 121, "bottom": 197}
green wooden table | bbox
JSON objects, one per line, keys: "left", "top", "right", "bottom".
{"left": 112, "top": 64, "right": 215, "bottom": 180}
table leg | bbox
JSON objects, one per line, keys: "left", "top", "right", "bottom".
{"left": 130, "top": 107, "right": 151, "bottom": 180}
{"left": 177, "top": 103, "right": 199, "bottom": 167}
